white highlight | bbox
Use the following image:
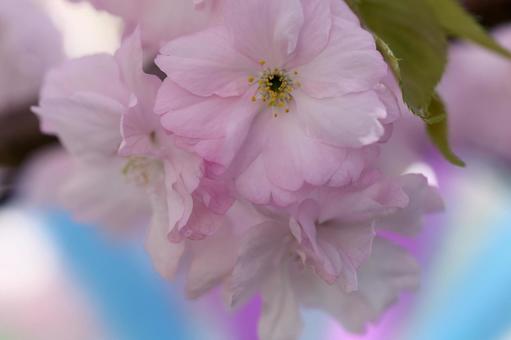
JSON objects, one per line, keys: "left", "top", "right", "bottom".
{"left": 36, "top": 0, "right": 122, "bottom": 58}
{"left": 404, "top": 162, "right": 439, "bottom": 187}
{"left": 0, "top": 208, "right": 60, "bottom": 300}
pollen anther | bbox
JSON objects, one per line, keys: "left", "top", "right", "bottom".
{"left": 252, "top": 67, "right": 295, "bottom": 113}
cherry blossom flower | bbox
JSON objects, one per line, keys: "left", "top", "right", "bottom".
{"left": 34, "top": 30, "right": 232, "bottom": 278}
{"left": 29, "top": 2, "right": 447, "bottom": 338}
{"left": 221, "top": 173, "right": 441, "bottom": 339}
{"left": 33, "top": 32, "right": 151, "bottom": 230}
{"left": 156, "top": 0, "right": 396, "bottom": 205}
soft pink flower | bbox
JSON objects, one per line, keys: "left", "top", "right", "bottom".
{"left": 33, "top": 37, "right": 149, "bottom": 229}
{"left": 34, "top": 30, "right": 231, "bottom": 278}
{"left": 288, "top": 171, "right": 410, "bottom": 289}
{"left": 0, "top": 0, "right": 62, "bottom": 112}
{"left": 223, "top": 173, "right": 441, "bottom": 339}
{"left": 156, "top": 0, "right": 395, "bottom": 205}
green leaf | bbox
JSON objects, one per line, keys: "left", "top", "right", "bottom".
{"left": 426, "top": 94, "right": 465, "bottom": 167}
{"left": 353, "top": 0, "right": 448, "bottom": 118}
{"left": 425, "top": 0, "right": 511, "bottom": 59}
{"left": 374, "top": 36, "right": 400, "bottom": 79}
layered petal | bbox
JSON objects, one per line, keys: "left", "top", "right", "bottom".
{"left": 286, "top": 0, "right": 332, "bottom": 68}
{"left": 290, "top": 196, "right": 376, "bottom": 289}
{"left": 39, "top": 54, "right": 129, "bottom": 106}
{"left": 34, "top": 93, "right": 124, "bottom": 159}
{"left": 294, "top": 90, "right": 387, "bottom": 148}
{"left": 354, "top": 238, "right": 420, "bottom": 325}
{"left": 318, "top": 174, "right": 410, "bottom": 224}
{"left": 224, "top": 0, "right": 304, "bottom": 66}
{"left": 145, "top": 186, "right": 186, "bottom": 280}
{"left": 116, "top": 30, "right": 163, "bottom": 157}
{"left": 296, "top": 18, "right": 387, "bottom": 99}
{"left": 157, "top": 80, "right": 259, "bottom": 169}
{"left": 378, "top": 174, "right": 444, "bottom": 235}
{"left": 292, "top": 238, "right": 419, "bottom": 333}
{"left": 59, "top": 158, "right": 150, "bottom": 231}
{"left": 258, "top": 268, "right": 303, "bottom": 340}
{"left": 228, "top": 221, "right": 288, "bottom": 309}
{"left": 186, "top": 225, "right": 238, "bottom": 298}
{"left": 157, "top": 27, "right": 255, "bottom": 97}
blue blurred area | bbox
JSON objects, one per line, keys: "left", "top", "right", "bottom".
{"left": 409, "top": 214, "right": 511, "bottom": 340}
{"left": 400, "top": 163, "right": 511, "bottom": 340}
{"left": 43, "top": 211, "right": 195, "bottom": 340}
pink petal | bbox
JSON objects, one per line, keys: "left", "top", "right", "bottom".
{"left": 319, "top": 175, "right": 409, "bottom": 224}
{"left": 263, "top": 116, "right": 347, "bottom": 191}
{"left": 294, "top": 90, "right": 386, "bottom": 148}
{"left": 40, "top": 54, "right": 130, "bottom": 106}
{"left": 60, "top": 158, "right": 150, "bottom": 231}
{"left": 258, "top": 270, "right": 303, "bottom": 340}
{"left": 378, "top": 174, "right": 444, "bottom": 235}
{"left": 328, "top": 147, "right": 379, "bottom": 187}
{"left": 286, "top": 0, "right": 333, "bottom": 68}
{"left": 156, "top": 26, "right": 256, "bottom": 97}
{"left": 34, "top": 93, "right": 124, "bottom": 159}
{"left": 115, "top": 28, "right": 161, "bottom": 111}
{"left": 296, "top": 18, "right": 387, "bottom": 98}
{"left": 157, "top": 80, "right": 259, "bottom": 168}
{"left": 235, "top": 155, "right": 306, "bottom": 206}
{"left": 119, "top": 105, "right": 162, "bottom": 157}
{"left": 224, "top": 0, "right": 304, "bottom": 66}
{"left": 186, "top": 226, "right": 238, "bottom": 299}
{"left": 228, "top": 221, "right": 288, "bottom": 309}
{"left": 145, "top": 187, "right": 186, "bottom": 280}
{"left": 292, "top": 198, "right": 375, "bottom": 289}
{"left": 355, "top": 238, "right": 420, "bottom": 322}
{"left": 329, "top": 0, "right": 360, "bottom": 23}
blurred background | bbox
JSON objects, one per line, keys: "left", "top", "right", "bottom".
{"left": 1, "top": 0, "right": 511, "bottom": 339}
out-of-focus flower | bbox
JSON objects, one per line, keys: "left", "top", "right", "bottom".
{"left": 0, "top": 0, "right": 63, "bottom": 112}
{"left": 222, "top": 173, "right": 441, "bottom": 339}
{"left": 156, "top": 0, "right": 396, "bottom": 206}
{"left": 33, "top": 31, "right": 153, "bottom": 231}
{"left": 34, "top": 29, "right": 235, "bottom": 278}
{"left": 439, "top": 25, "right": 511, "bottom": 163}
{"left": 69, "top": 0, "right": 222, "bottom": 51}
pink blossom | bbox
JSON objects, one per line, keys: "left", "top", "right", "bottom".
{"left": 156, "top": 0, "right": 395, "bottom": 205}
{"left": 222, "top": 173, "right": 441, "bottom": 339}
{"left": 0, "top": 0, "right": 62, "bottom": 112}
{"left": 33, "top": 35, "right": 149, "bottom": 229}
{"left": 34, "top": 30, "right": 232, "bottom": 278}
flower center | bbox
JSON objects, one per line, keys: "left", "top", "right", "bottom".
{"left": 249, "top": 61, "right": 299, "bottom": 117}
{"left": 122, "top": 157, "right": 162, "bottom": 186}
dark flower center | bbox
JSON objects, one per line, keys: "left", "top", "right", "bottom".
{"left": 269, "top": 74, "right": 284, "bottom": 93}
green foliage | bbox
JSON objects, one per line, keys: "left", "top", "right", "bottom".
{"left": 347, "top": 0, "right": 510, "bottom": 166}
{"left": 426, "top": 95, "right": 465, "bottom": 167}
{"left": 352, "top": 0, "right": 448, "bottom": 118}
{"left": 426, "top": 0, "right": 511, "bottom": 59}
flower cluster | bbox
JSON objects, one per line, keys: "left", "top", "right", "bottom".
{"left": 34, "top": 0, "right": 442, "bottom": 338}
